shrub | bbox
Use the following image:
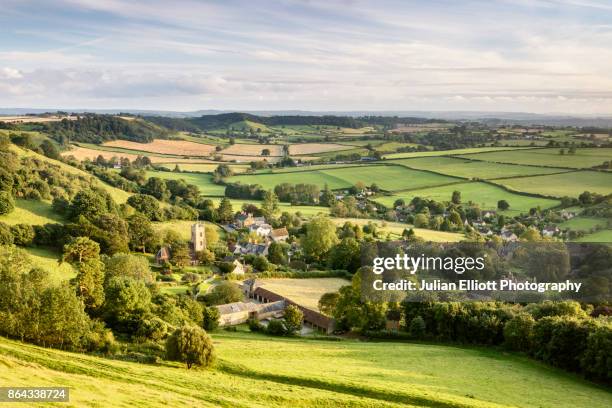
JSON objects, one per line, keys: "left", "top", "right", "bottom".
{"left": 408, "top": 316, "right": 426, "bottom": 339}
{"left": 202, "top": 306, "right": 220, "bottom": 331}
{"left": 503, "top": 313, "right": 535, "bottom": 352}
{"left": 10, "top": 224, "right": 35, "bottom": 246}
{"left": 0, "top": 191, "right": 15, "bottom": 215}
{"left": 266, "top": 319, "right": 287, "bottom": 336}
{"left": 581, "top": 319, "right": 612, "bottom": 383}
{"left": 137, "top": 317, "right": 170, "bottom": 342}
{"left": 165, "top": 325, "right": 215, "bottom": 369}
{"left": 0, "top": 222, "right": 14, "bottom": 245}
{"left": 283, "top": 305, "right": 303, "bottom": 335}
{"left": 247, "top": 318, "right": 263, "bottom": 332}
{"left": 525, "top": 300, "right": 587, "bottom": 320}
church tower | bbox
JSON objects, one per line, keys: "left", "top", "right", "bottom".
{"left": 191, "top": 222, "right": 206, "bottom": 252}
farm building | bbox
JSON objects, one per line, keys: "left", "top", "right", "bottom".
{"left": 270, "top": 227, "right": 289, "bottom": 242}
{"left": 216, "top": 300, "right": 286, "bottom": 327}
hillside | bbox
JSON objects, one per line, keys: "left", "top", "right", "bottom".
{"left": 1, "top": 331, "right": 610, "bottom": 408}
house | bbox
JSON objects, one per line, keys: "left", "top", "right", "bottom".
{"left": 270, "top": 227, "right": 289, "bottom": 242}
{"left": 233, "top": 242, "right": 269, "bottom": 257}
{"left": 234, "top": 212, "right": 254, "bottom": 228}
{"left": 483, "top": 210, "right": 497, "bottom": 219}
{"left": 500, "top": 229, "right": 518, "bottom": 242}
{"left": 155, "top": 246, "right": 170, "bottom": 264}
{"left": 249, "top": 223, "right": 272, "bottom": 237}
{"left": 542, "top": 226, "right": 560, "bottom": 238}
{"left": 229, "top": 259, "right": 246, "bottom": 276}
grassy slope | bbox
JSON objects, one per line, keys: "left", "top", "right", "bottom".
{"left": 559, "top": 217, "right": 609, "bottom": 231}
{"left": 1, "top": 332, "right": 611, "bottom": 408}
{"left": 0, "top": 199, "right": 63, "bottom": 225}
{"left": 11, "top": 145, "right": 131, "bottom": 204}
{"left": 24, "top": 247, "right": 76, "bottom": 283}
{"left": 205, "top": 197, "right": 330, "bottom": 217}
{"left": 152, "top": 220, "right": 224, "bottom": 241}
{"left": 576, "top": 229, "right": 612, "bottom": 243}
{"left": 493, "top": 171, "right": 612, "bottom": 198}
{"left": 374, "top": 182, "right": 560, "bottom": 215}
{"left": 383, "top": 147, "right": 532, "bottom": 159}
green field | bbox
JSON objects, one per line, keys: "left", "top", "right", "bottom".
{"left": 384, "top": 146, "right": 532, "bottom": 159}
{"left": 205, "top": 197, "right": 330, "bottom": 217}
{"left": 24, "top": 247, "right": 76, "bottom": 283}
{"left": 392, "top": 156, "right": 569, "bottom": 179}
{"left": 152, "top": 220, "right": 224, "bottom": 241}
{"left": 157, "top": 162, "right": 250, "bottom": 173}
{"left": 0, "top": 199, "right": 64, "bottom": 225}
{"left": 576, "top": 229, "right": 612, "bottom": 243}
{"left": 330, "top": 217, "right": 464, "bottom": 242}
{"left": 458, "top": 148, "right": 612, "bottom": 169}
{"left": 1, "top": 331, "right": 611, "bottom": 407}
{"left": 228, "top": 165, "right": 460, "bottom": 192}
{"left": 560, "top": 217, "right": 609, "bottom": 232}
{"left": 493, "top": 171, "right": 612, "bottom": 198}
{"left": 146, "top": 170, "right": 226, "bottom": 196}
{"left": 374, "top": 182, "right": 560, "bottom": 214}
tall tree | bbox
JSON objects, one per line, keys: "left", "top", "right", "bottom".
{"left": 261, "top": 190, "right": 279, "bottom": 218}
{"left": 302, "top": 216, "right": 339, "bottom": 262}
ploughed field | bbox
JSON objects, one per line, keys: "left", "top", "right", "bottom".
{"left": 1, "top": 332, "right": 611, "bottom": 408}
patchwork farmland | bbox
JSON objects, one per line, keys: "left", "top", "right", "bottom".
{"left": 456, "top": 147, "right": 612, "bottom": 169}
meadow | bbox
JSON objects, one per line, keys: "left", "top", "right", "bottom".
{"left": 330, "top": 217, "right": 464, "bottom": 242}
{"left": 157, "top": 162, "right": 250, "bottom": 173}
{"left": 383, "top": 146, "right": 532, "bottom": 159}
{"left": 374, "top": 182, "right": 561, "bottom": 214}
{"left": 575, "top": 229, "right": 612, "bottom": 243}
{"left": 393, "top": 156, "right": 570, "bottom": 179}
{"left": 288, "top": 143, "right": 355, "bottom": 155}
{"left": 559, "top": 217, "right": 609, "bottom": 232}
{"left": 0, "top": 199, "right": 64, "bottom": 225}
{"left": 24, "top": 247, "right": 76, "bottom": 283}
{"left": 145, "top": 170, "right": 226, "bottom": 196}
{"left": 228, "top": 165, "right": 460, "bottom": 192}
{"left": 205, "top": 197, "right": 330, "bottom": 217}
{"left": 152, "top": 220, "right": 224, "bottom": 241}
{"left": 457, "top": 148, "right": 612, "bottom": 169}
{"left": 1, "top": 331, "right": 611, "bottom": 408}
{"left": 493, "top": 171, "right": 612, "bottom": 197}
{"left": 257, "top": 278, "right": 350, "bottom": 310}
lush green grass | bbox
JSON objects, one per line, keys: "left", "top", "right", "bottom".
{"left": 559, "top": 217, "right": 609, "bottom": 232}
{"left": 0, "top": 199, "right": 64, "bottom": 225}
{"left": 146, "top": 170, "right": 226, "bottom": 196}
{"left": 2, "top": 331, "right": 611, "bottom": 407}
{"left": 330, "top": 217, "right": 464, "bottom": 242}
{"left": 575, "top": 229, "right": 612, "bottom": 243}
{"left": 374, "top": 182, "right": 560, "bottom": 214}
{"left": 493, "top": 171, "right": 612, "bottom": 198}
{"left": 384, "top": 146, "right": 532, "bottom": 159}
{"left": 205, "top": 197, "right": 329, "bottom": 217}
{"left": 393, "top": 156, "right": 569, "bottom": 179}
{"left": 156, "top": 162, "right": 250, "bottom": 173}
{"left": 457, "top": 148, "right": 612, "bottom": 169}
{"left": 25, "top": 247, "right": 76, "bottom": 283}
{"left": 228, "top": 164, "right": 460, "bottom": 192}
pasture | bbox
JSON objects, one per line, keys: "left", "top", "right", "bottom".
{"left": 205, "top": 197, "right": 330, "bottom": 217}
{"left": 384, "top": 146, "right": 531, "bottom": 159}
{"left": 330, "top": 217, "right": 464, "bottom": 242}
{"left": 257, "top": 278, "right": 350, "bottom": 310}
{"left": 0, "top": 199, "right": 63, "bottom": 225}
{"left": 2, "top": 332, "right": 610, "bottom": 408}
{"left": 374, "top": 181, "right": 560, "bottom": 214}
{"left": 103, "top": 139, "right": 216, "bottom": 156}
{"left": 393, "top": 156, "right": 569, "bottom": 179}
{"left": 493, "top": 171, "right": 612, "bottom": 198}
{"left": 220, "top": 143, "right": 284, "bottom": 157}
{"left": 457, "top": 148, "right": 612, "bottom": 169}
{"left": 228, "top": 164, "right": 460, "bottom": 192}
{"left": 156, "top": 162, "right": 250, "bottom": 173}
{"left": 288, "top": 143, "right": 354, "bottom": 155}
{"left": 559, "top": 217, "right": 609, "bottom": 232}
{"left": 152, "top": 220, "right": 223, "bottom": 241}
{"left": 576, "top": 229, "right": 612, "bottom": 243}
{"left": 145, "top": 170, "right": 225, "bottom": 196}
{"left": 25, "top": 247, "right": 75, "bottom": 283}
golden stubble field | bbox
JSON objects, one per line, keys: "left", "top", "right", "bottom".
{"left": 103, "top": 139, "right": 216, "bottom": 156}
{"left": 288, "top": 143, "right": 354, "bottom": 155}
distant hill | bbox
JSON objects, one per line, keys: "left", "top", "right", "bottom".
{"left": 145, "top": 112, "right": 365, "bottom": 131}
{"left": 41, "top": 114, "right": 171, "bottom": 144}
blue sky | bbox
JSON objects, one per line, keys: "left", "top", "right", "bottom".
{"left": 1, "top": 0, "right": 611, "bottom": 113}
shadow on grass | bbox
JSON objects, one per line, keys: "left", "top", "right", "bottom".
{"left": 218, "top": 361, "right": 480, "bottom": 408}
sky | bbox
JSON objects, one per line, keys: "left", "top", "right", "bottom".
{"left": 1, "top": 0, "right": 612, "bottom": 114}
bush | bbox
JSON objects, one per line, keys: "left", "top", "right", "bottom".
{"left": 202, "top": 306, "right": 220, "bottom": 331}
{"left": 247, "top": 318, "right": 263, "bottom": 332}
{"left": 581, "top": 319, "right": 612, "bottom": 383}
{"left": 0, "top": 191, "right": 15, "bottom": 215}
{"left": 0, "top": 222, "right": 14, "bottom": 245}
{"left": 503, "top": 313, "right": 535, "bottom": 352}
{"left": 408, "top": 316, "right": 426, "bottom": 339}
{"left": 525, "top": 300, "right": 587, "bottom": 320}
{"left": 266, "top": 319, "right": 287, "bottom": 336}
{"left": 10, "top": 224, "right": 35, "bottom": 246}
{"left": 165, "top": 325, "right": 215, "bottom": 369}
{"left": 283, "top": 305, "right": 303, "bottom": 335}
{"left": 137, "top": 317, "right": 170, "bottom": 342}
{"left": 84, "top": 321, "right": 119, "bottom": 354}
